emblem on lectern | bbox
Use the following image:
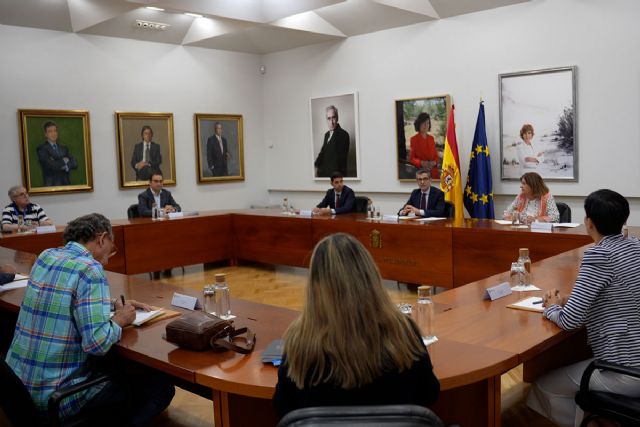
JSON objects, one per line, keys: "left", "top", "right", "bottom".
{"left": 370, "top": 229, "right": 382, "bottom": 249}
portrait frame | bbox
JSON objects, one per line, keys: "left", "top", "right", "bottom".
{"left": 499, "top": 66, "right": 577, "bottom": 181}
{"left": 115, "top": 112, "right": 176, "bottom": 188}
{"left": 18, "top": 109, "right": 93, "bottom": 195}
{"left": 395, "top": 94, "right": 451, "bottom": 182}
{"left": 194, "top": 113, "right": 245, "bottom": 183}
{"left": 309, "top": 92, "right": 360, "bottom": 181}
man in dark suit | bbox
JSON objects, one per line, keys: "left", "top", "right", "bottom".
{"left": 207, "top": 122, "right": 230, "bottom": 177}
{"left": 313, "top": 172, "right": 356, "bottom": 215}
{"left": 36, "top": 121, "right": 78, "bottom": 186}
{"left": 399, "top": 169, "right": 445, "bottom": 218}
{"left": 137, "top": 173, "right": 181, "bottom": 217}
{"left": 131, "top": 125, "right": 162, "bottom": 181}
{"left": 314, "top": 105, "right": 350, "bottom": 177}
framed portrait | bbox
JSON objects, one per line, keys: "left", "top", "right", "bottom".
{"left": 194, "top": 114, "right": 245, "bottom": 183}
{"left": 18, "top": 109, "right": 93, "bottom": 194}
{"left": 395, "top": 95, "right": 451, "bottom": 181}
{"left": 499, "top": 66, "right": 577, "bottom": 181}
{"left": 115, "top": 112, "right": 176, "bottom": 188}
{"left": 310, "top": 92, "right": 359, "bottom": 180}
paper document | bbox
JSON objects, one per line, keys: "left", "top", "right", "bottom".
{"left": 494, "top": 220, "right": 512, "bottom": 225}
{"left": 507, "top": 296, "right": 545, "bottom": 313}
{"left": 511, "top": 284, "right": 541, "bottom": 292}
{"left": 416, "top": 217, "right": 447, "bottom": 222}
{"left": 552, "top": 223, "right": 581, "bottom": 228}
{"left": 422, "top": 336, "right": 439, "bottom": 347}
{"left": 132, "top": 309, "right": 164, "bottom": 326}
{"left": 0, "top": 274, "right": 29, "bottom": 292}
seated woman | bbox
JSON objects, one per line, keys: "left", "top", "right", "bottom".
{"left": 527, "top": 189, "right": 640, "bottom": 427}
{"left": 273, "top": 233, "right": 440, "bottom": 418}
{"left": 503, "top": 172, "right": 560, "bottom": 223}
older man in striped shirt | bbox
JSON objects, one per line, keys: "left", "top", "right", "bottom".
{"left": 527, "top": 189, "right": 640, "bottom": 427}
{"left": 1, "top": 185, "right": 52, "bottom": 232}
{"left": 5, "top": 213, "right": 174, "bottom": 425}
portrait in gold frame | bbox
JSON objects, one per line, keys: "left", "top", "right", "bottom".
{"left": 194, "top": 113, "right": 245, "bottom": 183}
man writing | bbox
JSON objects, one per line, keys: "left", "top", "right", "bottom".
{"left": 36, "top": 121, "right": 78, "bottom": 186}
{"left": 313, "top": 172, "right": 356, "bottom": 215}
{"left": 314, "top": 105, "right": 350, "bottom": 177}
{"left": 207, "top": 122, "right": 231, "bottom": 176}
{"left": 137, "top": 173, "right": 181, "bottom": 217}
{"left": 5, "top": 213, "right": 174, "bottom": 425}
{"left": 399, "top": 169, "right": 445, "bottom": 218}
{"left": 2, "top": 185, "right": 53, "bottom": 232}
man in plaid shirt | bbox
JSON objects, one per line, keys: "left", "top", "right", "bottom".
{"left": 5, "top": 213, "right": 174, "bottom": 425}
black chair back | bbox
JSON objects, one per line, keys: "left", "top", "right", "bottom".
{"left": 556, "top": 202, "right": 571, "bottom": 223}
{"left": 127, "top": 204, "right": 140, "bottom": 219}
{"left": 354, "top": 197, "right": 370, "bottom": 214}
{"left": 277, "top": 405, "right": 444, "bottom": 427}
{"left": 0, "top": 357, "right": 41, "bottom": 427}
{"left": 443, "top": 202, "right": 455, "bottom": 219}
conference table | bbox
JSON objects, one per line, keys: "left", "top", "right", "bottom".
{"left": 0, "top": 210, "right": 603, "bottom": 427}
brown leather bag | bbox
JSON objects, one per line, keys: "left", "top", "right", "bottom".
{"left": 165, "top": 311, "right": 255, "bottom": 353}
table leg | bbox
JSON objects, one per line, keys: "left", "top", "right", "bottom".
{"left": 211, "top": 391, "right": 278, "bottom": 427}
{"left": 431, "top": 376, "right": 501, "bottom": 427}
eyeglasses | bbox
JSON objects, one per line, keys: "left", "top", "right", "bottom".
{"left": 13, "top": 192, "right": 28, "bottom": 198}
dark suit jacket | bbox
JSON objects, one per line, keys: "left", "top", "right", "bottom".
{"left": 0, "top": 272, "right": 16, "bottom": 285}
{"left": 314, "top": 125, "right": 350, "bottom": 177}
{"left": 317, "top": 185, "right": 356, "bottom": 214}
{"left": 400, "top": 187, "right": 445, "bottom": 218}
{"left": 36, "top": 142, "right": 78, "bottom": 186}
{"left": 137, "top": 188, "right": 181, "bottom": 217}
{"left": 131, "top": 141, "right": 162, "bottom": 181}
{"left": 206, "top": 135, "right": 229, "bottom": 177}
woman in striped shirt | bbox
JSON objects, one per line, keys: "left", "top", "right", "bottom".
{"left": 527, "top": 189, "right": 640, "bottom": 427}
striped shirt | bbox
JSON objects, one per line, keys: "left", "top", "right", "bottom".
{"left": 544, "top": 234, "right": 640, "bottom": 366}
{"left": 2, "top": 202, "right": 49, "bottom": 225}
{"left": 5, "top": 242, "right": 122, "bottom": 419}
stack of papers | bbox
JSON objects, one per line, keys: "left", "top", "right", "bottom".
{"left": 0, "top": 274, "right": 28, "bottom": 292}
{"left": 507, "top": 296, "right": 545, "bottom": 313}
{"left": 261, "top": 339, "right": 284, "bottom": 365}
{"left": 132, "top": 309, "right": 164, "bottom": 326}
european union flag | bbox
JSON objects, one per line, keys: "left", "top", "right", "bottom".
{"left": 464, "top": 102, "right": 494, "bottom": 219}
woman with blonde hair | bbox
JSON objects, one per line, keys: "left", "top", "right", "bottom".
{"left": 504, "top": 172, "right": 560, "bottom": 223}
{"left": 273, "top": 233, "right": 439, "bottom": 418}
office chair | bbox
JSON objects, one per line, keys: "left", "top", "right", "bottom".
{"left": 0, "top": 356, "right": 113, "bottom": 427}
{"left": 556, "top": 202, "right": 571, "bottom": 222}
{"left": 443, "top": 202, "right": 455, "bottom": 219}
{"left": 127, "top": 204, "right": 140, "bottom": 219}
{"left": 277, "top": 405, "right": 445, "bottom": 427}
{"left": 575, "top": 359, "right": 640, "bottom": 427}
{"left": 354, "top": 196, "right": 370, "bottom": 213}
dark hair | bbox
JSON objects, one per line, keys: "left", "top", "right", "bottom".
{"left": 584, "top": 189, "right": 629, "bottom": 236}
{"left": 416, "top": 169, "right": 430, "bottom": 177}
{"left": 43, "top": 121, "right": 57, "bottom": 132}
{"left": 63, "top": 213, "right": 112, "bottom": 245}
{"left": 413, "top": 113, "right": 431, "bottom": 132}
{"left": 330, "top": 171, "right": 343, "bottom": 182}
{"left": 520, "top": 124, "right": 534, "bottom": 139}
{"left": 521, "top": 172, "right": 548, "bottom": 198}
{"left": 149, "top": 172, "right": 163, "bottom": 182}
{"left": 141, "top": 125, "right": 153, "bottom": 137}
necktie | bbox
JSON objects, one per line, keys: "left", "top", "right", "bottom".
{"left": 421, "top": 192, "right": 427, "bottom": 211}
{"left": 335, "top": 193, "right": 340, "bottom": 208}
{"left": 52, "top": 144, "right": 59, "bottom": 154}
{"left": 144, "top": 144, "right": 151, "bottom": 163}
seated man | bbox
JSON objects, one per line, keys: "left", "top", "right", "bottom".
{"left": 399, "top": 169, "right": 445, "bottom": 218}
{"left": 137, "top": 173, "right": 181, "bottom": 217}
{"left": 2, "top": 185, "right": 53, "bottom": 232}
{"left": 5, "top": 213, "right": 174, "bottom": 425}
{"left": 527, "top": 189, "right": 640, "bottom": 427}
{"left": 313, "top": 172, "right": 356, "bottom": 215}
{"left": 0, "top": 264, "right": 16, "bottom": 285}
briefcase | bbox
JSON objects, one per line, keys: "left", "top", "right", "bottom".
{"left": 165, "top": 311, "right": 255, "bottom": 353}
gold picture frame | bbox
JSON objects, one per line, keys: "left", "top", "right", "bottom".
{"left": 115, "top": 112, "right": 176, "bottom": 188}
{"left": 194, "top": 113, "right": 245, "bottom": 183}
{"left": 18, "top": 109, "right": 93, "bottom": 195}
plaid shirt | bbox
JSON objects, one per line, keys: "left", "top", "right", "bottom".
{"left": 5, "top": 241, "right": 122, "bottom": 419}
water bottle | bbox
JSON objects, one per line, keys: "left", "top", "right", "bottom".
{"left": 416, "top": 285, "right": 434, "bottom": 340}
{"left": 282, "top": 198, "right": 289, "bottom": 214}
{"left": 152, "top": 206, "right": 159, "bottom": 220}
{"left": 510, "top": 262, "right": 525, "bottom": 288}
{"left": 214, "top": 273, "right": 231, "bottom": 319}
{"left": 203, "top": 284, "right": 216, "bottom": 315}
{"left": 518, "top": 248, "right": 532, "bottom": 286}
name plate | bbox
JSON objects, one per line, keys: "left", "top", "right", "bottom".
{"left": 483, "top": 282, "right": 512, "bottom": 301}
{"left": 171, "top": 292, "right": 201, "bottom": 310}
{"left": 167, "top": 212, "right": 184, "bottom": 219}
{"left": 299, "top": 210, "right": 312, "bottom": 217}
{"left": 36, "top": 225, "right": 56, "bottom": 234}
{"left": 531, "top": 221, "right": 553, "bottom": 231}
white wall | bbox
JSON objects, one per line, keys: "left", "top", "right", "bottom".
{"left": 0, "top": 25, "right": 268, "bottom": 224}
{"left": 263, "top": 0, "right": 640, "bottom": 224}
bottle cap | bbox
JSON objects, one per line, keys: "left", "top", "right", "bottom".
{"left": 215, "top": 273, "right": 226, "bottom": 282}
{"left": 417, "top": 285, "right": 431, "bottom": 291}
{"left": 519, "top": 248, "right": 529, "bottom": 257}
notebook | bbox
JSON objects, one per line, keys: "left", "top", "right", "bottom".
{"left": 507, "top": 296, "right": 545, "bottom": 313}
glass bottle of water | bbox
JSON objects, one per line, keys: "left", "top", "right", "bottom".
{"left": 282, "top": 198, "right": 289, "bottom": 214}
{"left": 214, "top": 273, "right": 231, "bottom": 319}
{"left": 203, "top": 284, "right": 216, "bottom": 315}
{"left": 518, "top": 248, "right": 532, "bottom": 286}
{"left": 416, "top": 285, "right": 434, "bottom": 341}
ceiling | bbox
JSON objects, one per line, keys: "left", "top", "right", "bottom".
{"left": 0, "top": 0, "right": 530, "bottom": 54}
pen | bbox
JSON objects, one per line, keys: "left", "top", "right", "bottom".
{"left": 120, "top": 295, "right": 125, "bottom": 306}
{"left": 532, "top": 299, "right": 544, "bottom": 305}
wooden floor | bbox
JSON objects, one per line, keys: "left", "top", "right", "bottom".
{"left": 143, "top": 262, "right": 557, "bottom": 427}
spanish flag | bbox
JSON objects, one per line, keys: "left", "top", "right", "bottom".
{"left": 440, "top": 105, "right": 464, "bottom": 223}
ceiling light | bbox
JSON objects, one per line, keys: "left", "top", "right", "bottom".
{"left": 185, "top": 13, "right": 203, "bottom": 18}
{"left": 135, "top": 20, "right": 171, "bottom": 30}
{"left": 146, "top": 6, "right": 165, "bottom": 11}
